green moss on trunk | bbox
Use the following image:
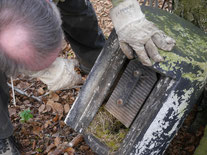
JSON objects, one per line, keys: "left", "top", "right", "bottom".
{"left": 173, "top": 0, "right": 207, "bottom": 32}
{"left": 194, "top": 125, "right": 207, "bottom": 155}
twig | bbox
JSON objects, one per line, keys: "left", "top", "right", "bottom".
{"left": 23, "top": 83, "right": 35, "bottom": 91}
{"left": 40, "top": 92, "right": 50, "bottom": 97}
{"left": 7, "top": 82, "right": 42, "bottom": 103}
{"left": 10, "top": 77, "right": 16, "bottom": 106}
{"left": 68, "top": 134, "right": 83, "bottom": 148}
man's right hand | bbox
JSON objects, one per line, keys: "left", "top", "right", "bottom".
{"left": 110, "top": 0, "right": 176, "bottom": 66}
{"left": 27, "top": 57, "right": 83, "bottom": 91}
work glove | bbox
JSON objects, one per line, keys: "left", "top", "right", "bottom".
{"left": 27, "top": 57, "right": 83, "bottom": 91}
{"left": 110, "top": 0, "right": 176, "bottom": 66}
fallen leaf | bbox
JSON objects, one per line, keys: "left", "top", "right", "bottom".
{"left": 46, "top": 100, "right": 63, "bottom": 114}
{"left": 44, "top": 120, "right": 52, "bottom": 128}
{"left": 32, "top": 126, "right": 42, "bottom": 136}
{"left": 45, "top": 143, "right": 56, "bottom": 153}
{"left": 53, "top": 126, "right": 57, "bottom": 132}
{"left": 52, "top": 114, "right": 59, "bottom": 122}
{"left": 53, "top": 102, "right": 64, "bottom": 114}
{"left": 64, "top": 104, "right": 70, "bottom": 114}
{"left": 17, "top": 81, "right": 30, "bottom": 89}
{"left": 60, "top": 121, "right": 65, "bottom": 128}
{"left": 38, "top": 104, "right": 45, "bottom": 113}
{"left": 38, "top": 87, "right": 45, "bottom": 95}
{"left": 23, "top": 100, "right": 30, "bottom": 104}
{"left": 54, "top": 137, "right": 62, "bottom": 147}
{"left": 51, "top": 93, "right": 60, "bottom": 102}
{"left": 46, "top": 100, "right": 55, "bottom": 107}
{"left": 49, "top": 144, "right": 66, "bottom": 155}
{"left": 79, "top": 145, "right": 90, "bottom": 151}
{"left": 9, "top": 108, "right": 16, "bottom": 116}
{"left": 20, "top": 105, "right": 26, "bottom": 109}
{"left": 32, "top": 140, "right": 36, "bottom": 150}
{"left": 64, "top": 147, "right": 75, "bottom": 155}
{"left": 45, "top": 104, "right": 52, "bottom": 112}
{"left": 62, "top": 95, "right": 68, "bottom": 99}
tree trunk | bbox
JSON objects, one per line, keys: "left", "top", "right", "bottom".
{"left": 173, "top": 0, "right": 207, "bottom": 32}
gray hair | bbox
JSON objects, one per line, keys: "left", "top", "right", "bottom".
{"left": 0, "top": 0, "right": 63, "bottom": 76}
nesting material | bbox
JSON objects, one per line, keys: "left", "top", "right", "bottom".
{"left": 86, "top": 107, "right": 129, "bottom": 152}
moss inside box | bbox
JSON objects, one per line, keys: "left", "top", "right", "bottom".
{"left": 86, "top": 107, "right": 129, "bottom": 152}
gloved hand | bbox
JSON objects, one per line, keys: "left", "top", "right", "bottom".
{"left": 27, "top": 57, "right": 83, "bottom": 91}
{"left": 110, "top": 0, "right": 176, "bottom": 66}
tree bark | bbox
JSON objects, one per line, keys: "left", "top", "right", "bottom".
{"left": 173, "top": 0, "right": 207, "bottom": 32}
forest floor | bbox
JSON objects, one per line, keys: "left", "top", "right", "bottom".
{"left": 8, "top": 0, "right": 205, "bottom": 154}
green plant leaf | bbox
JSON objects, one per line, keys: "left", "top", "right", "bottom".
{"left": 19, "top": 109, "right": 33, "bottom": 123}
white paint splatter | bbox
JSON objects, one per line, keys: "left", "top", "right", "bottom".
{"left": 133, "top": 82, "right": 194, "bottom": 155}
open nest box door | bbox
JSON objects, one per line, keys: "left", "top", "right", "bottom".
{"left": 65, "top": 6, "right": 207, "bottom": 155}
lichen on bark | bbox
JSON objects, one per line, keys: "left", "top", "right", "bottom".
{"left": 173, "top": 0, "right": 207, "bottom": 32}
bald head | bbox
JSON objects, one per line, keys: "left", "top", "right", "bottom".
{"left": 0, "top": 25, "right": 34, "bottom": 64}
{"left": 0, "top": 0, "right": 63, "bottom": 75}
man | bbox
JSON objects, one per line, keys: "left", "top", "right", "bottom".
{"left": 0, "top": 0, "right": 63, "bottom": 154}
{"left": 30, "top": 0, "right": 176, "bottom": 91}
{"left": 0, "top": 0, "right": 175, "bottom": 154}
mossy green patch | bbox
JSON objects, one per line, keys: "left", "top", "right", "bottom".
{"left": 86, "top": 107, "right": 129, "bottom": 152}
{"left": 194, "top": 125, "right": 207, "bottom": 155}
{"left": 142, "top": 7, "right": 207, "bottom": 88}
{"left": 173, "top": 0, "right": 207, "bottom": 32}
